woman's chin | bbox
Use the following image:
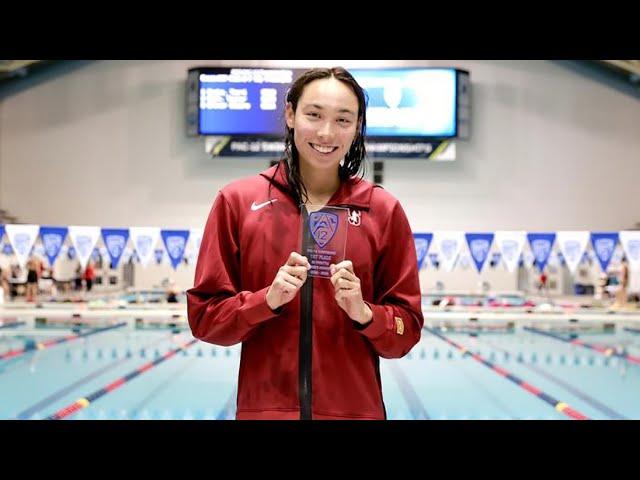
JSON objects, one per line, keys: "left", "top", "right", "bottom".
{"left": 304, "top": 150, "right": 342, "bottom": 169}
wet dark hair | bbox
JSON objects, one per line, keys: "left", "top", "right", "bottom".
{"left": 271, "top": 67, "right": 367, "bottom": 205}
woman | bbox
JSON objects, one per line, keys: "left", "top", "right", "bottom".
{"left": 187, "top": 67, "right": 423, "bottom": 420}
{"left": 613, "top": 257, "right": 629, "bottom": 308}
{"left": 83, "top": 261, "right": 95, "bottom": 292}
{"left": 25, "top": 257, "right": 39, "bottom": 303}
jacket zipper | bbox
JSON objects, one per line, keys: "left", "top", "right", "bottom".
{"left": 299, "top": 208, "right": 313, "bottom": 420}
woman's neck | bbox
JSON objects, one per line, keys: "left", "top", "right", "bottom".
{"left": 300, "top": 162, "right": 340, "bottom": 204}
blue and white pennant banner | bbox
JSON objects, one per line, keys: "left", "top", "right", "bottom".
{"left": 494, "top": 231, "right": 526, "bottom": 273}
{"left": 129, "top": 227, "right": 160, "bottom": 268}
{"left": 591, "top": 232, "right": 619, "bottom": 273}
{"left": 68, "top": 226, "right": 101, "bottom": 270}
{"left": 556, "top": 231, "right": 589, "bottom": 275}
{"left": 5, "top": 224, "right": 39, "bottom": 269}
{"left": 433, "top": 231, "right": 464, "bottom": 273}
{"left": 413, "top": 233, "right": 433, "bottom": 271}
{"left": 465, "top": 233, "right": 494, "bottom": 274}
{"left": 619, "top": 231, "right": 640, "bottom": 270}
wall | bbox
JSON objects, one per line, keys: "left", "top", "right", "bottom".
{"left": 1, "top": 60, "right": 639, "bottom": 292}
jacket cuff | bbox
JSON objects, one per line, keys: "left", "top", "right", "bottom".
{"left": 239, "top": 286, "right": 283, "bottom": 326}
{"left": 355, "top": 302, "right": 390, "bottom": 340}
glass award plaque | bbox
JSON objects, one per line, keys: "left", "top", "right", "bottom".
{"left": 301, "top": 204, "right": 349, "bottom": 278}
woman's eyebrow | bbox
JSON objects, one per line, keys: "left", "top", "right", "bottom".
{"left": 303, "top": 103, "right": 356, "bottom": 116}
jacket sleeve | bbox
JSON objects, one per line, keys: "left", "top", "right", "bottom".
{"left": 186, "top": 191, "right": 281, "bottom": 346}
{"left": 355, "top": 200, "right": 424, "bottom": 358}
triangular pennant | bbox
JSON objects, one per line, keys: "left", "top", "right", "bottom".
{"left": 526, "top": 233, "right": 556, "bottom": 273}
{"left": 101, "top": 228, "right": 130, "bottom": 269}
{"left": 465, "top": 233, "right": 494, "bottom": 274}
{"left": 556, "top": 231, "right": 589, "bottom": 275}
{"left": 590, "top": 232, "right": 619, "bottom": 272}
{"left": 189, "top": 227, "right": 204, "bottom": 259}
{"left": 413, "top": 233, "right": 433, "bottom": 271}
{"left": 5, "top": 224, "right": 39, "bottom": 269}
{"left": 39, "top": 226, "right": 69, "bottom": 268}
{"left": 129, "top": 227, "right": 160, "bottom": 268}
{"left": 68, "top": 226, "right": 101, "bottom": 270}
{"left": 161, "top": 229, "right": 191, "bottom": 270}
{"left": 619, "top": 231, "right": 640, "bottom": 270}
{"left": 494, "top": 231, "right": 526, "bottom": 273}
{"left": 433, "top": 231, "right": 464, "bottom": 272}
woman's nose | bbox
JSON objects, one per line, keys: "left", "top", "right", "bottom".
{"left": 317, "top": 121, "right": 335, "bottom": 138}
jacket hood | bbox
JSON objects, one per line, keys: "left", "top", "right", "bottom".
{"left": 259, "top": 160, "right": 376, "bottom": 210}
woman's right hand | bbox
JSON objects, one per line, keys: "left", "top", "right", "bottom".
{"left": 265, "top": 252, "right": 311, "bottom": 311}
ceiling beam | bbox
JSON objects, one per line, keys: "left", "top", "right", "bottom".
{"left": 0, "top": 60, "right": 42, "bottom": 73}
{"left": 601, "top": 60, "right": 640, "bottom": 77}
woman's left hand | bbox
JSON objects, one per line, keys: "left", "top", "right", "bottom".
{"left": 330, "top": 260, "right": 372, "bottom": 325}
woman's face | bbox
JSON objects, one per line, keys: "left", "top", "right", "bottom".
{"left": 285, "top": 77, "right": 359, "bottom": 172}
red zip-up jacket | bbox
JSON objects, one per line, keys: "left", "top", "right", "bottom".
{"left": 187, "top": 161, "right": 424, "bottom": 420}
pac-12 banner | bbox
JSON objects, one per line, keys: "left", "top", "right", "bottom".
{"left": 5, "top": 224, "right": 39, "bottom": 269}
{"left": 494, "top": 231, "right": 526, "bottom": 273}
{"left": 68, "top": 226, "right": 101, "bottom": 270}
{"left": 527, "top": 233, "right": 556, "bottom": 273}
{"left": 101, "top": 228, "right": 130, "bottom": 269}
{"left": 590, "top": 232, "right": 619, "bottom": 272}
{"left": 413, "top": 233, "right": 433, "bottom": 271}
{"left": 161, "top": 229, "right": 190, "bottom": 270}
{"left": 433, "top": 231, "right": 464, "bottom": 272}
{"left": 206, "top": 136, "right": 453, "bottom": 160}
{"left": 619, "top": 231, "right": 640, "bottom": 270}
{"left": 130, "top": 227, "right": 160, "bottom": 268}
{"left": 465, "top": 233, "right": 494, "bottom": 273}
{"left": 556, "top": 231, "right": 589, "bottom": 275}
{"left": 39, "top": 226, "right": 69, "bottom": 267}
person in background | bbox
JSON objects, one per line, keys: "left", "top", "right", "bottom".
{"left": 613, "top": 257, "right": 629, "bottom": 309}
{"left": 84, "top": 261, "right": 95, "bottom": 292}
{"left": 25, "top": 256, "right": 40, "bottom": 303}
{"left": 166, "top": 279, "right": 179, "bottom": 303}
{"left": 0, "top": 266, "right": 9, "bottom": 303}
{"left": 74, "top": 264, "right": 83, "bottom": 291}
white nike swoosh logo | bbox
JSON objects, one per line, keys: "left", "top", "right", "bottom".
{"left": 250, "top": 199, "right": 278, "bottom": 211}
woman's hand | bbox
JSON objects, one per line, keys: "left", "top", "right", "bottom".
{"left": 330, "top": 260, "right": 372, "bottom": 325}
{"left": 265, "top": 252, "right": 311, "bottom": 310}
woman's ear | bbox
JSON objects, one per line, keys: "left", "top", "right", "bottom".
{"left": 285, "top": 102, "right": 295, "bottom": 129}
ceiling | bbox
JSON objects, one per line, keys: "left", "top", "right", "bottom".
{"left": 597, "top": 60, "right": 640, "bottom": 82}
{"left": 0, "top": 60, "right": 48, "bottom": 81}
{"left": 0, "top": 60, "right": 638, "bottom": 89}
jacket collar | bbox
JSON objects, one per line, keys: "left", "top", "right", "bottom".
{"left": 259, "top": 160, "right": 375, "bottom": 210}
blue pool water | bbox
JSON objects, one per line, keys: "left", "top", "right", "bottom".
{"left": 1, "top": 318, "right": 638, "bottom": 420}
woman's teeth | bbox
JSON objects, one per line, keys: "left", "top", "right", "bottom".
{"left": 311, "top": 144, "right": 337, "bottom": 154}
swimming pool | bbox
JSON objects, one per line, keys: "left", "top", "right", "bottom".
{"left": 1, "top": 315, "right": 638, "bottom": 420}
